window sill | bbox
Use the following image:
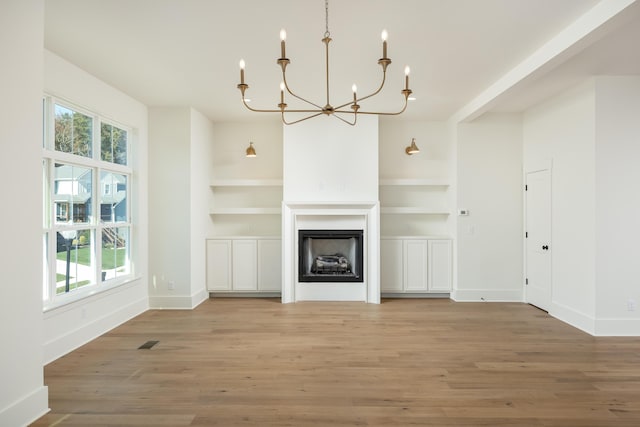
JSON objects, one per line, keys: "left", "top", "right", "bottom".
{"left": 43, "top": 275, "right": 143, "bottom": 314}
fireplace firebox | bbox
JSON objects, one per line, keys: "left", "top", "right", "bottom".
{"left": 298, "top": 229, "right": 364, "bottom": 282}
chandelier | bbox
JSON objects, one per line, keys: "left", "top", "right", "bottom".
{"left": 237, "top": 0, "right": 413, "bottom": 126}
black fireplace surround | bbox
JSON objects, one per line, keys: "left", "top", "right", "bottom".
{"left": 298, "top": 229, "right": 364, "bottom": 283}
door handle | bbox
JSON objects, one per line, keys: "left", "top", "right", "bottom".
{"left": 542, "top": 245, "right": 549, "bottom": 250}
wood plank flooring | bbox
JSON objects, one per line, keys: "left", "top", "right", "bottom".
{"left": 31, "top": 298, "right": 640, "bottom": 426}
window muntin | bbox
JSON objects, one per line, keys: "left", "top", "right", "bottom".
{"left": 43, "top": 96, "right": 134, "bottom": 305}
{"left": 54, "top": 104, "right": 93, "bottom": 158}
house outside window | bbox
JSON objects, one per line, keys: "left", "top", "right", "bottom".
{"left": 42, "top": 97, "right": 134, "bottom": 304}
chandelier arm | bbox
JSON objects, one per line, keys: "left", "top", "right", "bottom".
{"left": 282, "top": 75, "right": 325, "bottom": 110}
{"left": 241, "top": 98, "right": 285, "bottom": 113}
{"left": 242, "top": 96, "right": 326, "bottom": 114}
{"left": 333, "top": 70, "right": 388, "bottom": 111}
{"left": 333, "top": 112, "right": 357, "bottom": 126}
{"left": 344, "top": 97, "right": 409, "bottom": 116}
{"left": 282, "top": 111, "right": 325, "bottom": 125}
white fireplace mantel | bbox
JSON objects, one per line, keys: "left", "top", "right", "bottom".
{"left": 282, "top": 201, "right": 380, "bottom": 304}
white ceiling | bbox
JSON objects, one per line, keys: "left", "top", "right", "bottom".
{"left": 44, "top": 0, "right": 640, "bottom": 123}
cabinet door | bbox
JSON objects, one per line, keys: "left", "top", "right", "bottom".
{"left": 404, "top": 240, "right": 428, "bottom": 292}
{"left": 206, "top": 239, "right": 232, "bottom": 291}
{"left": 258, "top": 239, "right": 281, "bottom": 291}
{"left": 380, "top": 239, "right": 403, "bottom": 292}
{"left": 428, "top": 239, "right": 452, "bottom": 292}
{"left": 232, "top": 240, "right": 257, "bottom": 291}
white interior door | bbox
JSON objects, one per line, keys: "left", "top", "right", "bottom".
{"left": 525, "top": 169, "right": 552, "bottom": 311}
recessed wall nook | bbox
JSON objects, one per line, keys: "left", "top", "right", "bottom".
{"left": 206, "top": 116, "right": 454, "bottom": 302}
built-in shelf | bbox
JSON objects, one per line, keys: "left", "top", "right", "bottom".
{"left": 379, "top": 178, "right": 450, "bottom": 186}
{"left": 381, "top": 235, "right": 453, "bottom": 240}
{"left": 211, "top": 179, "right": 283, "bottom": 187}
{"left": 210, "top": 208, "right": 281, "bottom": 215}
{"left": 380, "top": 207, "right": 450, "bottom": 215}
{"left": 379, "top": 176, "right": 452, "bottom": 237}
{"left": 209, "top": 178, "right": 283, "bottom": 238}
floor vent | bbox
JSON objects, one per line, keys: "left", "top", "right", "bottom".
{"left": 138, "top": 340, "right": 159, "bottom": 350}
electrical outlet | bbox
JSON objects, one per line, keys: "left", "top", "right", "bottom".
{"left": 168, "top": 281, "right": 175, "bottom": 290}
{"left": 627, "top": 299, "right": 637, "bottom": 312}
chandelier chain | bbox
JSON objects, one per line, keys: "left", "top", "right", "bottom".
{"left": 324, "top": 0, "right": 330, "bottom": 38}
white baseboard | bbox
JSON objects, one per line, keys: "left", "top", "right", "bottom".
{"left": 594, "top": 318, "right": 640, "bottom": 336}
{"left": 451, "top": 289, "right": 524, "bottom": 302}
{"left": 149, "top": 289, "right": 208, "bottom": 309}
{"left": 381, "top": 293, "right": 450, "bottom": 298}
{"left": 0, "top": 385, "right": 48, "bottom": 427}
{"left": 548, "top": 302, "right": 596, "bottom": 335}
{"left": 43, "top": 296, "right": 148, "bottom": 364}
{"left": 545, "top": 302, "right": 640, "bottom": 336}
{"left": 209, "top": 292, "right": 281, "bottom": 298}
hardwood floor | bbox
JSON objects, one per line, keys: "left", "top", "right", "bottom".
{"left": 32, "top": 298, "right": 640, "bottom": 426}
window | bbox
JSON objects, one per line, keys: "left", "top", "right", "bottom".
{"left": 54, "top": 104, "right": 92, "bottom": 158}
{"left": 42, "top": 97, "right": 134, "bottom": 305}
{"left": 101, "top": 122, "right": 127, "bottom": 165}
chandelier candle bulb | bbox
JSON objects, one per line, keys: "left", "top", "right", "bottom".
{"left": 280, "top": 82, "right": 285, "bottom": 104}
{"left": 280, "top": 29, "right": 287, "bottom": 58}
{"left": 352, "top": 84, "right": 357, "bottom": 102}
{"left": 381, "top": 29, "right": 388, "bottom": 58}
{"left": 239, "top": 59, "right": 245, "bottom": 85}
{"left": 405, "top": 66, "right": 410, "bottom": 90}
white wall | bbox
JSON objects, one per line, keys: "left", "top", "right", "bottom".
{"left": 594, "top": 76, "right": 640, "bottom": 334}
{"left": 148, "top": 107, "right": 211, "bottom": 308}
{"left": 209, "top": 120, "right": 283, "bottom": 237}
{"left": 523, "top": 80, "right": 597, "bottom": 331}
{"left": 190, "top": 109, "right": 215, "bottom": 301}
{"left": 455, "top": 113, "right": 524, "bottom": 301}
{"left": 0, "top": 1, "right": 49, "bottom": 424}
{"left": 379, "top": 119, "right": 451, "bottom": 181}
{"left": 283, "top": 115, "right": 378, "bottom": 202}
{"left": 379, "top": 119, "right": 454, "bottom": 237}
{"left": 211, "top": 121, "right": 283, "bottom": 181}
{"left": 149, "top": 108, "right": 192, "bottom": 308}
{"left": 42, "top": 51, "right": 150, "bottom": 362}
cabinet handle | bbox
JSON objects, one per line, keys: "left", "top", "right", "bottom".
{"left": 542, "top": 245, "right": 549, "bottom": 250}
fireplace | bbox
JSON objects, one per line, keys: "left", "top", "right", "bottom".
{"left": 298, "top": 229, "right": 364, "bottom": 283}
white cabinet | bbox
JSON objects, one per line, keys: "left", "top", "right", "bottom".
{"left": 380, "top": 239, "right": 403, "bottom": 292}
{"left": 404, "top": 240, "right": 429, "bottom": 291}
{"left": 380, "top": 237, "right": 452, "bottom": 293}
{"left": 232, "top": 240, "right": 257, "bottom": 291}
{"left": 206, "top": 238, "right": 281, "bottom": 293}
{"left": 206, "top": 239, "right": 232, "bottom": 291}
{"left": 428, "top": 239, "right": 452, "bottom": 292}
{"left": 258, "top": 239, "right": 282, "bottom": 291}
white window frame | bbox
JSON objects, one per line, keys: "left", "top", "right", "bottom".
{"left": 42, "top": 95, "right": 135, "bottom": 310}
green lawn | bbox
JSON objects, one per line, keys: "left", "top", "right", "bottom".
{"left": 56, "top": 280, "right": 91, "bottom": 295}
{"left": 57, "top": 246, "right": 126, "bottom": 269}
